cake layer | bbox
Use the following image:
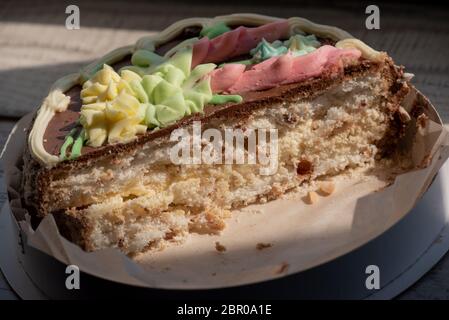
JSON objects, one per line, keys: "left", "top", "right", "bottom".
{"left": 47, "top": 60, "right": 412, "bottom": 254}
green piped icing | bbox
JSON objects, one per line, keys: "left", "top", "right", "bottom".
{"left": 200, "top": 22, "right": 231, "bottom": 39}
{"left": 250, "top": 38, "right": 288, "bottom": 63}
{"left": 70, "top": 129, "right": 86, "bottom": 160}
{"left": 59, "top": 127, "right": 87, "bottom": 161}
{"left": 137, "top": 48, "right": 216, "bottom": 127}
{"left": 121, "top": 50, "right": 166, "bottom": 76}
{"left": 210, "top": 94, "right": 243, "bottom": 104}
{"left": 59, "top": 129, "right": 76, "bottom": 160}
{"left": 131, "top": 49, "right": 165, "bottom": 67}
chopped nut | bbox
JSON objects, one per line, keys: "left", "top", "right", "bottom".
{"left": 275, "top": 262, "right": 289, "bottom": 274}
{"left": 100, "top": 169, "right": 114, "bottom": 182}
{"left": 256, "top": 243, "right": 273, "bottom": 250}
{"left": 215, "top": 241, "right": 226, "bottom": 253}
{"left": 305, "top": 191, "right": 319, "bottom": 204}
{"left": 319, "top": 181, "right": 335, "bottom": 196}
{"left": 296, "top": 159, "right": 313, "bottom": 176}
{"left": 398, "top": 106, "right": 412, "bottom": 122}
{"left": 403, "top": 72, "right": 414, "bottom": 81}
{"left": 417, "top": 113, "right": 429, "bottom": 129}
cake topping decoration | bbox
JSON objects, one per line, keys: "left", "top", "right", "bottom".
{"left": 210, "top": 45, "right": 361, "bottom": 94}
{"left": 80, "top": 47, "right": 225, "bottom": 147}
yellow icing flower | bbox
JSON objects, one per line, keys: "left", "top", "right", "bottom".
{"left": 80, "top": 65, "right": 147, "bottom": 147}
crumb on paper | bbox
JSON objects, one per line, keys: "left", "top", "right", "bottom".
{"left": 256, "top": 242, "right": 273, "bottom": 250}
{"left": 215, "top": 241, "right": 226, "bottom": 253}
{"left": 275, "top": 262, "right": 289, "bottom": 274}
{"left": 417, "top": 113, "right": 429, "bottom": 129}
{"left": 419, "top": 154, "right": 432, "bottom": 169}
{"left": 240, "top": 207, "right": 263, "bottom": 215}
{"left": 319, "top": 181, "right": 335, "bottom": 195}
{"left": 305, "top": 191, "right": 318, "bottom": 204}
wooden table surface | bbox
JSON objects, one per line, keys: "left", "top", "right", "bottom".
{"left": 0, "top": 0, "right": 448, "bottom": 299}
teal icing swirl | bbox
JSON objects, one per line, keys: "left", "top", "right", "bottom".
{"left": 284, "top": 34, "right": 321, "bottom": 56}
{"left": 222, "top": 34, "right": 321, "bottom": 67}
{"left": 250, "top": 38, "right": 288, "bottom": 63}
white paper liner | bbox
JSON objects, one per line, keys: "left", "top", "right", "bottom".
{"left": 2, "top": 87, "right": 449, "bottom": 289}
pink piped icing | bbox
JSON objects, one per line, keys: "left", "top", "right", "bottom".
{"left": 210, "top": 45, "right": 362, "bottom": 94}
{"left": 210, "top": 63, "right": 247, "bottom": 92}
{"left": 192, "top": 20, "right": 290, "bottom": 67}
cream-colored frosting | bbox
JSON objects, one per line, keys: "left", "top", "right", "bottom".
{"left": 29, "top": 87, "right": 72, "bottom": 165}
{"left": 30, "top": 13, "right": 385, "bottom": 167}
{"left": 336, "top": 38, "right": 385, "bottom": 62}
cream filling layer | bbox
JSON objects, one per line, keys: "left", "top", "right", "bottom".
{"left": 30, "top": 13, "right": 384, "bottom": 167}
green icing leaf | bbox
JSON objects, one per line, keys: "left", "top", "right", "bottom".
{"left": 152, "top": 79, "right": 182, "bottom": 105}
{"left": 119, "top": 65, "right": 150, "bottom": 77}
{"left": 130, "top": 79, "right": 149, "bottom": 103}
{"left": 69, "top": 129, "right": 87, "bottom": 160}
{"left": 156, "top": 48, "right": 192, "bottom": 77}
{"left": 131, "top": 49, "right": 164, "bottom": 67}
{"left": 183, "top": 63, "right": 216, "bottom": 90}
{"left": 161, "top": 65, "right": 186, "bottom": 87}
{"left": 200, "top": 22, "right": 231, "bottom": 39}
{"left": 141, "top": 75, "right": 163, "bottom": 99}
{"left": 59, "top": 130, "right": 75, "bottom": 161}
{"left": 161, "top": 91, "right": 188, "bottom": 117}
{"left": 210, "top": 94, "right": 243, "bottom": 104}
{"left": 143, "top": 103, "right": 160, "bottom": 128}
{"left": 184, "top": 78, "right": 212, "bottom": 113}
{"left": 155, "top": 104, "right": 183, "bottom": 126}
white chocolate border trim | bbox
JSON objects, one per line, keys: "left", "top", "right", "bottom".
{"left": 30, "top": 13, "right": 383, "bottom": 167}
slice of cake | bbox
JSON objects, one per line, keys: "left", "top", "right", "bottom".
{"left": 22, "top": 15, "right": 416, "bottom": 255}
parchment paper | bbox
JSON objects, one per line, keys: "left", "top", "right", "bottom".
{"left": 1, "top": 87, "right": 449, "bottom": 289}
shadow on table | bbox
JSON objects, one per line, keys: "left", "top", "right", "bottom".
{"left": 0, "top": 61, "right": 90, "bottom": 118}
